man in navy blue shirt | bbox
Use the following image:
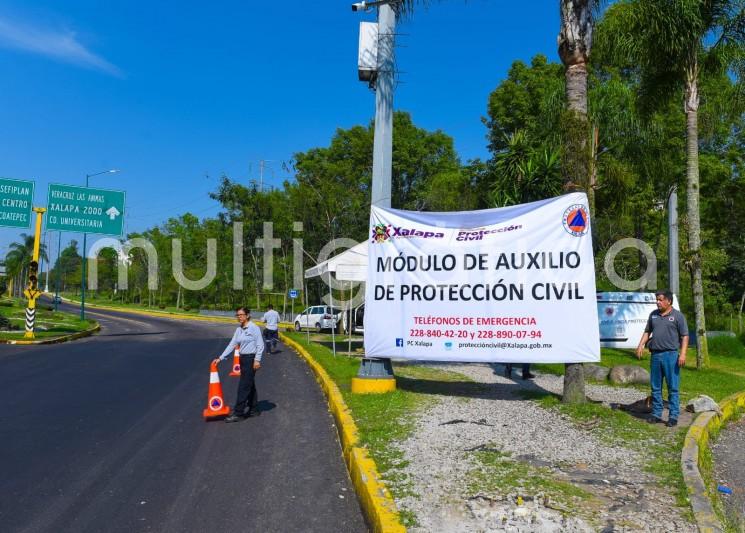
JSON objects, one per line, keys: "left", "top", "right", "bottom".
{"left": 636, "top": 289, "right": 689, "bottom": 427}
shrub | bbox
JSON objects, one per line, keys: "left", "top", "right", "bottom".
{"left": 183, "top": 305, "right": 191, "bottom": 311}
{"left": 708, "top": 335, "right": 745, "bottom": 358}
{"left": 158, "top": 304, "right": 166, "bottom": 310}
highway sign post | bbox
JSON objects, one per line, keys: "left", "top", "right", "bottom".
{"left": 46, "top": 184, "right": 125, "bottom": 236}
{"left": 0, "top": 178, "right": 35, "bottom": 229}
{"left": 46, "top": 182, "right": 126, "bottom": 321}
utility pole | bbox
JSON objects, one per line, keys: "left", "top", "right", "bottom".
{"left": 260, "top": 159, "right": 264, "bottom": 192}
{"left": 371, "top": 4, "right": 395, "bottom": 207}
{"left": 351, "top": 1, "right": 399, "bottom": 394}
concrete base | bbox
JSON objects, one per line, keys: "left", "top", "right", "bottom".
{"left": 351, "top": 357, "right": 396, "bottom": 394}
{"left": 351, "top": 376, "right": 397, "bottom": 394}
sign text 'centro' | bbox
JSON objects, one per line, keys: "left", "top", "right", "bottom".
{"left": 0, "top": 177, "right": 35, "bottom": 229}
{"left": 46, "top": 183, "right": 126, "bottom": 236}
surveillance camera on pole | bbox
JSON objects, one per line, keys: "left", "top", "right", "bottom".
{"left": 351, "top": 0, "right": 402, "bottom": 12}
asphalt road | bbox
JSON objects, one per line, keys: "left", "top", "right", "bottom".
{"left": 0, "top": 301, "right": 366, "bottom": 533}
{"left": 711, "top": 417, "right": 745, "bottom": 529}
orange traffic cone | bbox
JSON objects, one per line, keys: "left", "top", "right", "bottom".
{"left": 203, "top": 361, "right": 231, "bottom": 420}
{"left": 229, "top": 346, "right": 241, "bottom": 377}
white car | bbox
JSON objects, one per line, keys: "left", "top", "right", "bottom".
{"left": 294, "top": 305, "right": 341, "bottom": 332}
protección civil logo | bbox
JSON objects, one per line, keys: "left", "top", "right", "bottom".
{"left": 562, "top": 204, "right": 589, "bottom": 237}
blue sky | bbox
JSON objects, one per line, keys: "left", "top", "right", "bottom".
{"left": 0, "top": 0, "right": 560, "bottom": 263}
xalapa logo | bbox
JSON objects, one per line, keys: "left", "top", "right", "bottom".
{"left": 371, "top": 223, "right": 391, "bottom": 243}
{"left": 371, "top": 223, "right": 445, "bottom": 243}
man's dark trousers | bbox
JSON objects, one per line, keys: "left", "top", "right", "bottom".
{"left": 234, "top": 354, "right": 258, "bottom": 416}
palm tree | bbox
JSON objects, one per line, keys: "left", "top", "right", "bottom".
{"left": 559, "top": 0, "right": 599, "bottom": 403}
{"left": 4, "top": 233, "right": 48, "bottom": 298}
{"left": 599, "top": 0, "right": 745, "bottom": 368}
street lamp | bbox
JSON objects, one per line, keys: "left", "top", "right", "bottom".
{"left": 80, "top": 169, "right": 120, "bottom": 320}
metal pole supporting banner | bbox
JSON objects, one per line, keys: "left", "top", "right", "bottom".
{"left": 371, "top": 4, "right": 395, "bottom": 209}
{"left": 304, "top": 282, "right": 310, "bottom": 345}
{"left": 329, "top": 271, "right": 336, "bottom": 357}
{"left": 668, "top": 186, "right": 680, "bottom": 298}
{"left": 352, "top": 2, "right": 397, "bottom": 392}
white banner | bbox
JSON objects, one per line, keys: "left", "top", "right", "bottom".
{"left": 364, "top": 193, "right": 600, "bottom": 363}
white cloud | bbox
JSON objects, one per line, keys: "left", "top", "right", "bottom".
{"left": 0, "top": 15, "right": 123, "bottom": 77}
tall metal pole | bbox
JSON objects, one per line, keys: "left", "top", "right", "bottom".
{"left": 371, "top": 4, "right": 395, "bottom": 208}
{"left": 80, "top": 174, "right": 90, "bottom": 321}
{"left": 54, "top": 231, "right": 62, "bottom": 311}
{"left": 353, "top": 2, "right": 398, "bottom": 390}
{"left": 668, "top": 186, "right": 680, "bottom": 297}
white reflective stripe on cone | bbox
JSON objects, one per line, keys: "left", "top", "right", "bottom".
{"left": 210, "top": 372, "right": 220, "bottom": 383}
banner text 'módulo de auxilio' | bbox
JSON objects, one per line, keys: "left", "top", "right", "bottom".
{"left": 363, "top": 193, "right": 600, "bottom": 363}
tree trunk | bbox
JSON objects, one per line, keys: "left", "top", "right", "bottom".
{"left": 738, "top": 291, "right": 744, "bottom": 335}
{"left": 685, "top": 73, "right": 708, "bottom": 368}
{"left": 559, "top": 0, "right": 592, "bottom": 404}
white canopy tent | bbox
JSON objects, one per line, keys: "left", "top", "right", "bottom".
{"left": 304, "top": 241, "right": 368, "bottom": 282}
{"left": 303, "top": 241, "right": 368, "bottom": 357}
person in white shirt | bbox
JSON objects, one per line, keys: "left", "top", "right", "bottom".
{"left": 213, "top": 307, "right": 264, "bottom": 423}
{"left": 262, "top": 304, "right": 281, "bottom": 354}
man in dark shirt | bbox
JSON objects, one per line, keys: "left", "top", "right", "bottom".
{"left": 636, "top": 289, "right": 689, "bottom": 427}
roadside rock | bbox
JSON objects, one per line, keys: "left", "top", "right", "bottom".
{"left": 686, "top": 394, "right": 721, "bottom": 414}
{"left": 585, "top": 364, "right": 610, "bottom": 381}
{"left": 609, "top": 365, "right": 650, "bottom": 385}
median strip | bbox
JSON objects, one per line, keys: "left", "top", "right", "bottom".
{"left": 1, "top": 322, "right": 101, "bottom": 345}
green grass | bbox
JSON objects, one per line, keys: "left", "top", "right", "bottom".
{"left": 466, "top": 446, "right": 595, "bottom": 516}
{"left": 532, "top": 346, "right": 745, "bottom": 403}
{"left": 0, "top": 298, "right": 94, "bottom": 340}
{"left": 60, "top": 292, "right": 201, "bottom": 315}
{"left": 283, "top": 331, "right": 469, "bottom": 528}
{"left": 284, "top": 332, "right": 745, "bottom": 527}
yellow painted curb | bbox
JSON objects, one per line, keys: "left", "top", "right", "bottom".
{"left": 1, "top": 322, "right": 101, "bottom": 345}
{"left": 682, "top": 390, "right": 745, "bottom": 533}
{"left": 280, "top": 333, "right": 405, "bottom": 533}
{"left": 351, "top": 377, "right": 397, "bottom": 394}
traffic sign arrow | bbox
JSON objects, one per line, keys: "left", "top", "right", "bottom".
{"left": 105, "top": 206, "right": 121, "bottom": 220}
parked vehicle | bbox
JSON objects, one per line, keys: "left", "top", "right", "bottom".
{"left": 340, "top": 304, "right": 365, "bottom": 335}
{"left": 293, "top": 305, "right": 342, "bottom": 332}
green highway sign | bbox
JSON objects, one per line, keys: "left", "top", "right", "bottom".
{"left": 0, "top": 178, "right": 35, "bottom": 228}
{"left": 46, "top": 183, "right": 126, "bottom": 236}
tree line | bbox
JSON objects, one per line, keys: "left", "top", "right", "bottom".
{"left": 3, "top": 1, "right": 744, "bottom": 375}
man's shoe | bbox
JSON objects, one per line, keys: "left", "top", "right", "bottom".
{"left": 246, "top": 408, "right": 261, "bottom": 418}
{"left": 224, "top": 413, "right": 244, "bottom": 423}
{"left": 666, "top": 418, "right": 678, "bottom": 427}
{"left": 522, "top": 372, "right": 536, "bottom": 380}
{"left": 646, "top": 416, "right": 662, "bottom": 424}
